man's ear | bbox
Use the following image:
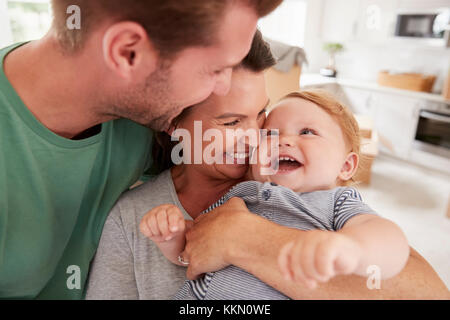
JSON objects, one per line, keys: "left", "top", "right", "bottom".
{"left": 338, "top": 152, "right": 359, "bottom": 182}
{"left": 102, "top": 21, "right": 158, "bottom": 80}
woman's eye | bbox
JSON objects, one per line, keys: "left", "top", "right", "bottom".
{"left": 299, "top": 128, "right": 316, "bottom": 135}
{"left": 223, "top": 120, "right": 240, "bottom": 126}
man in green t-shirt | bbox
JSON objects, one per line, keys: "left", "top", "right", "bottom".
{"left": 0, "top": 0, "right": 282, "bottom": 299}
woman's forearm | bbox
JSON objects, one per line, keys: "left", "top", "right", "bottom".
{"left": 184, "top": 199, "right": 448, "bottom": 299}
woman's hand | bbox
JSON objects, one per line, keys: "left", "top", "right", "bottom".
{"left": 182, "top": 197, "right": 256, "bottom": 279}
{"left": 278, "top": 230, "right": 362, "bottom": 289}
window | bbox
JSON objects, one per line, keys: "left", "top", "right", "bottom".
{"left": 258, "top": 0, "right": 308, "bottom": 48}
{"left": 1, "top": 0, "right": 51, "bottom": 46}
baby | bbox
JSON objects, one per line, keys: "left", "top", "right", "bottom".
{"left": 140, "top": 89, "right": 410, "bottom": 300}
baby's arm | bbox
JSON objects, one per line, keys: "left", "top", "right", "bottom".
{"left": 139, "top": 204, "right": 192, "bottom": 266}
{"left": 278, "top": 214, "right": 410, "bottom": 288}
{"left": 337, "top": 214, "right": 410, "bottom": 278}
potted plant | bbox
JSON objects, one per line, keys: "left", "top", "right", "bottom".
{"left": 320, "top": 42, "right": 344, "bottom": 77}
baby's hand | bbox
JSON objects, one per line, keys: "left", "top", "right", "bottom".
{"left": 278, "top": 230, "right": 362, "bottom": 289}
{"left": 139, "top": 204, "right": 186, "bottom": 243}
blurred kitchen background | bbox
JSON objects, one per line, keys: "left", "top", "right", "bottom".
{"left": 0, "top": 0, "right": 449, "bottom": 290}
{"left": 262, "top": 0, "right": 450, "bottom": 290}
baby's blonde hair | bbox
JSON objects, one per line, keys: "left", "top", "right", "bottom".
{"left": 276, "top": 89, "right": 362, "bottom": 186}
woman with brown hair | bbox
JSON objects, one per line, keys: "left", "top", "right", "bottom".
{"left": 86, "top": 30, "right": 276, "bottom": 299}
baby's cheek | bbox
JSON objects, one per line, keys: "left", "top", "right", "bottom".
{"left": 304, "top": 146, "right": 332, "bottom": 170}
{"left": 317, "top": 155, "right": 343, "bottom": 180}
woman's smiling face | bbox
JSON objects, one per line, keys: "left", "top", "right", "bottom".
{"left": 175, "top": 68, "right": 269, "bottom": 181}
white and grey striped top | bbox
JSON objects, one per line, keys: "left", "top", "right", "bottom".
{"left": 174, "top": 181, "right": 377, "bottom": 300}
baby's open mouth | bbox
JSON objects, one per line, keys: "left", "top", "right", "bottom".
{"left": 277, "top": 155, "right": 303, "bottom": 172}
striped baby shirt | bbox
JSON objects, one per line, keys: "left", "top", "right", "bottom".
{"left": 174, "top": 181, "right": 378, "bottom": 300}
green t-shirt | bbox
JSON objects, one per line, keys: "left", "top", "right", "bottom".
{"left": 0, "top": 43, "right": 153, "bottom": 299}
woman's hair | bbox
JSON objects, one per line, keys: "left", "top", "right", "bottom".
{"left": 278, "top": 89, "right": 364, "bottom": 186}
{"left": 149, "top": 29, "right": 276, "bottom": 174}
{"left": 234, "top": 29, "right": 276, "bottom": 73}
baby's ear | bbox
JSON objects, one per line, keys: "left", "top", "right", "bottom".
{"left": 338, "top": 152, "right": 359, "bottom": 182}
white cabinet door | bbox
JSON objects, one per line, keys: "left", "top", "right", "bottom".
{"left": 336, "top": 86, "right": 376, "bottom": 116}
{"left": 371, "top": 92, "right": 420, "bottom": 158}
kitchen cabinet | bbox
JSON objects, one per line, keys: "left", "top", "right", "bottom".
{"left": 337, "top": 86, "right": 376, "bottom": 116}
{"left": 370, "top": 92, "right": 420, "bottom": 158}
{"left": 335, "top": 86, "right": 420, "bottom": 159}
{"left": 301, "top": 74, "right": 449, "bottom": 172}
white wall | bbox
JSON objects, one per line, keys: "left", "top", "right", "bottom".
{"left": 397, "top": 0, "right": 450, "bottom": 11}
{"left": 0, "top": 0, "right": 13, "bottom": 48}
{"left": 302, "top": 0, "right": 326, "bottom": 73}
{"left": 302, "top": 0, "right": 450, "bottom": 93}
{"left": 258, "top": 0, "right": 308, "bottom": 47}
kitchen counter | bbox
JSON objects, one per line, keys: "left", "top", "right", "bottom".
{"left": 300, "top": 74, "right": 450, "bottom": 105}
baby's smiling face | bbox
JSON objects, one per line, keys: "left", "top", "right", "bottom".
{"left": 252, "top": 97, "right": 358, "bottom": 193}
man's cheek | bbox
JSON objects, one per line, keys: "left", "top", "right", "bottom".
{"left": 183, "top": 81, "right": 214, "bottom": 106}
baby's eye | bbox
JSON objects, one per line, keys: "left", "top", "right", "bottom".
{"left": 266, "top": 129, "right": 279, "bottom": 136}
{"left": 223, "top": 119, "right": 240, "bottom": 126}
{"left": 299, "top": 128, "right": 316, "bottom": 135}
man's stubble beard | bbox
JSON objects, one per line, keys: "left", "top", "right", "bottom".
{"left": 108, "top": 61, "right": 182, "bottom": 132}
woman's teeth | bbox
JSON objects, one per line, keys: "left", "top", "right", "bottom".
{"left": 226, "top": 153, "right": 249, "bottom": 159}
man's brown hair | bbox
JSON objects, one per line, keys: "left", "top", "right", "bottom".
{"left": 51, "top": 0, "right": 282, "bottom": 54}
